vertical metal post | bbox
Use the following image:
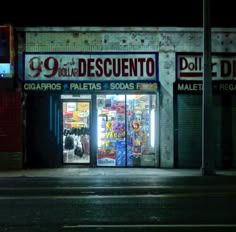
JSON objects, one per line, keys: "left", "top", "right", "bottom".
{"left": 201, "top": 0, "right": 215, "bottom": 175}
{"left": 22, "top": 92, "right": 27, "bottom": 168}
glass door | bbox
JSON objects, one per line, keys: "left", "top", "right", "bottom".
{"left": 62, "top": 101, "right": 90, "bottom": 164}
{"left": 126, "top": 94, "right": 157, "bottom": 167}
{"left": 97, "top": 94, "right": 157, "bottom": 167}
{"left": 97, "top": 95, "right": 126, "bottom": 166}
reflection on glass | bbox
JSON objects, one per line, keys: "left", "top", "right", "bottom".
{"left": 151, "top": 108, "right": 155, "bottom": 147}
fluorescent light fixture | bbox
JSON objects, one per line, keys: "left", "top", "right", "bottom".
{"left": 97, "top": 115, "right": 102, "bottom": 147}
{"left": 151, "top": 109, "right": 155, "bottom": 147}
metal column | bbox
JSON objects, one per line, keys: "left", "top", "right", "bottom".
{"left": 201, "top": 0, "right": 215, "bottom": 175}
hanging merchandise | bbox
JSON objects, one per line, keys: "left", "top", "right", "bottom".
{"left": 130, "top": 119, "right": 141, "bottom": 132}
{"left": 97, "top": 94, "right": 157, "bottom": 167}
{"left": 74, "top": 144, "right": 83, "bottom": 157}
{"left": 106, "top": 121, "right": 112, "bottom": 129}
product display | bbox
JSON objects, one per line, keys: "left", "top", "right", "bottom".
{"left": 97, "top": 95, "right": 126, "bottom": 166}
{"left": 97, "top": 94, "right": 157, "bottom": 167}
{"left": 62, "top": 101, "right": 90, "bottom": 164}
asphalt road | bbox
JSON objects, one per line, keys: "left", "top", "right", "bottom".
{"left": 0, "top": 175, "right": 236, "bottom": 232}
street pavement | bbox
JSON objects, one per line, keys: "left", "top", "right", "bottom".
{"left": 0, "top": 167, "right": 236, "bottom": 232}
{"left": 0, "top": 167, "right": 236, "bottom": 178}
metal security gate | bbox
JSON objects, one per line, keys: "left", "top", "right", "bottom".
{"left": 175, "top": 95, "right": 202, "bottom": 168}
{"left": 175, "top": 94, "right": 225, "bottom": 168}
{"left": 232, "top": 95, "right": 236, "bottom": 168}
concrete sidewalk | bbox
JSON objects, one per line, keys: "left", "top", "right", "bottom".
{"left": 0, "top": 167, "right": 236, "bottom": 178}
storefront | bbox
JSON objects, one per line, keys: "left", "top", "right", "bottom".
{"left": 22, "top": 52, "right": 160, "bottom": 168}
{"left": 15, "top": 27, "right": 236, "bottom": 170}
{"left": 174, "top": 53, "right": 236, "bottom": 168}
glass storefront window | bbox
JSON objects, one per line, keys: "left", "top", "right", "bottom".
{"left": 62, "top": 101, "right": 90, "bottom": 164}
{"left": 97, "top": 94, "right": 157, "bottom": 167}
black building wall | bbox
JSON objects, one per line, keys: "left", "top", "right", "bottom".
{"left": 25, "top": 93, "right": 61, "bottom": 168}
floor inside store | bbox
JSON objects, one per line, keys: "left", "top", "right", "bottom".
{"left": 63, "top": 151, "right": 90, "bottom": 164}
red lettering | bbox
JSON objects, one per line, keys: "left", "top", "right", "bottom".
{"left": 95, "top": 58, "right": 103, "bottom": 77}
{"left": 78, "top": 58, "right": 86, "bottom": 76}
{"left": 44, "top": 57, "right": 58, "bottom": 78}
{"left": 146, "top": 58, "right": 155, "bottom": 76}
{"left": 104, "top": 58, "right": 112, "bottom": 77}
{"left": 28, "top": 55, "right": 156, "bottom": 79}
{"left": 121, "top": 58, "right": 129, "bottom": 76}
{"left": 28, "top": 57, "right": 43, "bottom": 78}
{"left": 87, "top": 58, "right": 95, "bottom": 77}
{"left": 138, "top": 58, "right": 145, "bottom": 76}
{"left": 113, "top": 59, "right": 121, "bottom": 77}
{"left": 129, "top": 58, "right": 137, "bottom": 76}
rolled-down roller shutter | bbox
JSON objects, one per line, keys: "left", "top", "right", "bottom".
{"left": 175, "top": 94, "right": 224, "bottom": 168}
{"left": 231, "top": 95, "right": 236, "bottom": 168}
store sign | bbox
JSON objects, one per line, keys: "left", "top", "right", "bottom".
{"left": 174, "top": 81, "right": 236, "bottom": 93}
{"left": 23, "top": 81, "right": 158, "bottom": 92}
{"left": 24, "top": 52, "right": 158, "bottom": 81}
{"left": 177, "top": 53, "right": 236, "bottom": 80}
{"left": 97, "top": 154, "right": 116, "bottom": 166}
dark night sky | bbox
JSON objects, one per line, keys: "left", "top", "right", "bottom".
{"left": 1, "top": 0, "right": 235, "bottom": 28}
